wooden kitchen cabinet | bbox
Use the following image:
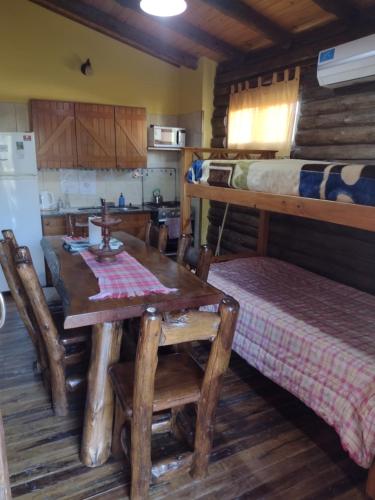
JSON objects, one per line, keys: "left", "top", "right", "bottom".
{"left": 32, "top": 100, "right": 147, "bottom": 170}
{"left": 115, "top": 106, "right": 147, "bottom": 169}
{"left": 41, "top": 215, "right": 67, "bottom": 236}
{"left": 31, "top": 100, "right": 78, "bottom": 169}
{"left": 75, "top": 103, "right": 116, "bottom": 169}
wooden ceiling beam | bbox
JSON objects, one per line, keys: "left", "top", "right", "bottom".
{"left": 118, "top": 0, "right": 246, "bottom": 59}
{"left": 312, "top": 0, "right": 360, "bottom": 22}
{"left": 200, "top": 0, "right": 291, "bottom": 46}
{"left": 216, "top": 14, "right": 375, "bottom": 85}
{"left": 30, "top": 0, "right": 198, "bottom": 69}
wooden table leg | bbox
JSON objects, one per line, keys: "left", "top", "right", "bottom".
{"left": 81, "top": 321, "right": 123, "bottom": 467}
{"left": 0, "top": 411, "right": 11, "bottom": 500}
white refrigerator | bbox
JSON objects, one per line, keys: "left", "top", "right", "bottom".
{"left": 0, "top": 132, "right": 45, "bottom": 292}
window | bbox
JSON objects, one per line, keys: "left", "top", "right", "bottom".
{"left": 228, "top": 68, "right": 300, "bottom": 157}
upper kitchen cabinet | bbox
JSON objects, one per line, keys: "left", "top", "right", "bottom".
{"left": 75, "top": 103, "right": 116, "bottom": 169}
{"left": 115, "top": 106, "right": 147, "bottom": 169}
{"left": 31, "top": 100, "right": 78, "bottom": 169}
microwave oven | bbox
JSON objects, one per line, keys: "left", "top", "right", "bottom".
{"left": 148, "top": 125, "right": 186, "bottom": 149}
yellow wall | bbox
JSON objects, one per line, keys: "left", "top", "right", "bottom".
{"left": 0, "top": 0, "right": 218, "bottom": 115}
{"left": 179, "top": 58, "right": 216, "bottom": 145}
{"left": 0, "top": 0, "right": 217, "bottom": 117}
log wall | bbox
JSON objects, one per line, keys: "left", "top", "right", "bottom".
{"left": 208, "top": 56, "right": 375, "bottom": 294}
{"left": 293, "top": 64, "right": 375, "bottom": 162}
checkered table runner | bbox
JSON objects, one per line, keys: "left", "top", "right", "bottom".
{"left": 81, "top": 249, "right": 177, "bottom": 301}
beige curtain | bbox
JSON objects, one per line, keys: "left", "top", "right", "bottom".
{"left": 228, "top": 68, "right": 300, "bottom": 157}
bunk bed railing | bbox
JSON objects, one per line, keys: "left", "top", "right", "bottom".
{"left": 180, "top": 148, "right": 375, "bottom": 238}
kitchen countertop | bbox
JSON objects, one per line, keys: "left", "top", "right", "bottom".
{"left": 41, "top": 206, "right": 152, "bottom": 217}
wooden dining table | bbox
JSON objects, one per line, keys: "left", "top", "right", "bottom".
{"left": 41, "top": 231, "right": 223, "bottom": 468}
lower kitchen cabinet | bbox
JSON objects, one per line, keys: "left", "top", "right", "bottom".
{"left": 41, "top": 215, "right": 67, "bottom": 236}
{"left": 41, "top": 212, "right": 150, "bottom": 238}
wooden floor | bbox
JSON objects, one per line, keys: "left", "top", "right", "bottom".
{"left": 0, "top": 296, "right": 369, "bottom": 499}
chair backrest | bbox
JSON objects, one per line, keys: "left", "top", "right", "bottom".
{"left": 66, "top": 214, "right": 88, "bottom": 237}
{"left": 134, "top": 295, "right": 239, "bottom": 394}
{"left": 15, "top": 246, "right": 68, "bottom": 416}
{"left": 145, "top": 221, "right": 168, "bottom": 254}
{"left": 2, "top": 229, "right": 18, "bottom": 253}
{"left": 176, "top": 234, "right": 213, "bottom": 283}
{"left": 0, "top": 235, "right": 40, "bottom": 349}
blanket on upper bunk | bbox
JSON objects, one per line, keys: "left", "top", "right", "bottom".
{"left": 205, "top": 257, "right": 375, "bottom": 468}
{"left": 187, "top": 159, "right": 375, "bottom": 206}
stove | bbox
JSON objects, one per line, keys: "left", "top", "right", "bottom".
{"left": 144, "top": 201, "right": 180, "bottom": 223}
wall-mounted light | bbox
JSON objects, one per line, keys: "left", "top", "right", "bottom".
{"left": 140, "top": 0, "right": 187, "bottom": 17}
{"left": 80, "top": 58, "right": 93, "bottom": 76}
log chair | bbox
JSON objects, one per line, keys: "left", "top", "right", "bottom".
{"left": 15, "top": 246, "right": 90, "bottom": 416}
{"left": 110, "top": 296, "right": 239, "bottom": 499}
{"left": 176, "top": 233, "right": 213, "bottom": 283}
{"left": 145, "top": 221, "right": 168, "bottom": 254}
{"left": 2, "top": 229, "right": 61, "bottom": 310}
{"left": 0, "top": 231, "right": 89, "bottom": 387}
{"left": 66, "top": 214, "right": 89, "bottom": 238}
{"left": 0, "top": 238, "right": 49, "bottom": 377}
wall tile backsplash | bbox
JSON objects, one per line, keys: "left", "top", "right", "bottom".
{"left": 38, "top": 168, "right": 142, "bottom": 207}
{"left": 37, "top": 151, "right": 180, "bottom": 208}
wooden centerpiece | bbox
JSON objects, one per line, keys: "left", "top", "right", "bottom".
{"left": 89, "top": 200, "right": 123, "bottom": 262}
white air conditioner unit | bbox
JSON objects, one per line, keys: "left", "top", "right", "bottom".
{"left": 317, "top": 34, "right": 375, "bottom": 88}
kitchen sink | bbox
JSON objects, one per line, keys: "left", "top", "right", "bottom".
{"left": 111, "top": 207, "right": 140, "bottom": 212}
{"left": 77, "top": 206, "right": 140, "bottom": 213}
{"left": 57, "top": 206, "right": 141, "bottom": 215}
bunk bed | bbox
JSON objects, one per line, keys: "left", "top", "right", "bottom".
{"left": 180, "top": 147, "right": 375, "bottom": 496}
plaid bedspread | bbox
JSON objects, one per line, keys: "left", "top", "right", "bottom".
{"left": 81, "top": 249, "right": 177, "bottom": 301}
{"left": 205, "top": 257, "right": 375, "bottom": 468}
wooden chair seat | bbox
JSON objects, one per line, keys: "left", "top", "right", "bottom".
{"left": 110, "top": 353, "right": 203, "bottom": 416}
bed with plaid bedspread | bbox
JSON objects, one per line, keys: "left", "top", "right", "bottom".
{"left": 206, "top": 257, "right": 375, "bottom": 468}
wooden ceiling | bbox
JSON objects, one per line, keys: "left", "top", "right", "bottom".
{"left": 30, "top": 0, "right": 375, "bottom": 69}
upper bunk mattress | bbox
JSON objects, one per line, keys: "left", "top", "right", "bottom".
{"left": 188, "top": 159, "right": 375, "bottom": 206}
{"left": 206, "top": 257, "right": 375, "bottom": 468}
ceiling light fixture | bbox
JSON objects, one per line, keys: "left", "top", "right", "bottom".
{"left": 140, "top": 0, "right": 187, "bottom": 17}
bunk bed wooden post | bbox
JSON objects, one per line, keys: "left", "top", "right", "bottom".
{"left": 256, "top": 210, "right": 270, "bottom": 256}
{"left": 367, "top": 463, "right": 375, "bottom": 499}
{"left": 181, "top": 148, "right": 194, "bottom": 235}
